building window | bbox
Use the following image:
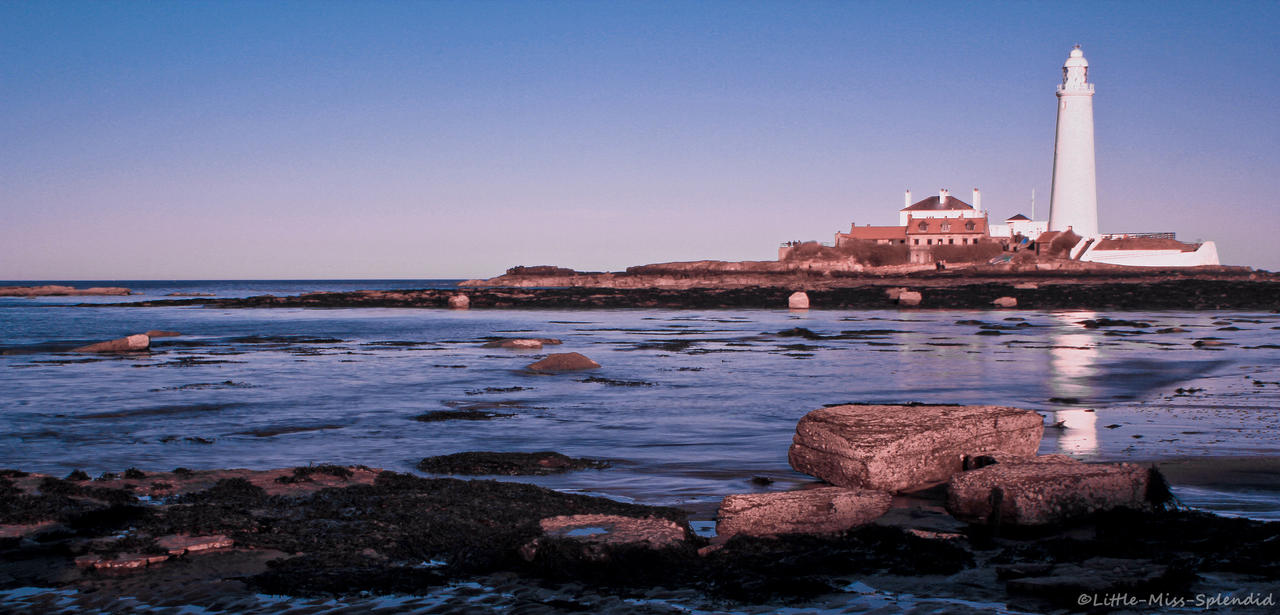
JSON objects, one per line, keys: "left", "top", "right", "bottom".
{"left": 965, "top": 221, "right": 975, "bottom": 231}
{"left": 917, "top": 220, "right": 928, "bottom": 231}
{"left": 940, "top": 222, "right": 951, "bottom": 232}
{"left": 949, "top": 239, "right": 955, "bottom": 244}
{"left": 926, "top": 239, "right": 933, "bottom": 245}
{"left": 913, "top": 239, "right": 919, "bottom": 245}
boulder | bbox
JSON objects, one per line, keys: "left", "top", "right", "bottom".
{"left": 992, "top": 296, "right": 1018, "bottom": 308}
{"left": 946, "top": 455, "right": 1151, "bottom": 526}
{"left": 788, "top": 291, "right": 810, "bottom": 310}
{"left": 884, "top": 287, "right": 908, "bottom": 300}
{"left": 521, "top": 514, "right": 688, "bottom": 561}
{"left": 897, "top": 291, "right": 922, "bottom": 306}
{"left": 73, "top": 334, "right": 150, "bottom": 353}
{"left": 527, "top": 352, "right": 600, "bottom": 371}
{"left": 788, "top": 404, "right": 1044, "bottom": 492}
{"left": 1013, "top": 283, "right": 1038, "bottom": 290}
{"left": 716, "top": 487, "right": 891, "bottom": 539}
{"left": 447, "top": 294, "right": 470, "bottom": 309}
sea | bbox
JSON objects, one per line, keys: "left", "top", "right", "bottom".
{"left": 2, "top": 279, "right": 1279, "bottom": 612}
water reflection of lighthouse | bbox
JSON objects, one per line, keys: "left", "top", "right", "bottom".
{"left": 1048, "top": 312, "right": 1099, "bottom": 456}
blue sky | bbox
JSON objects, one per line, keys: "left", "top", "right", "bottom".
{"left": 2, "top": 1, "right": 1277, "bottom": 278}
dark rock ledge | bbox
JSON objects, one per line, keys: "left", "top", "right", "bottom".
{"left": 96, "top": 274, "right": 1280, "bottom": 311}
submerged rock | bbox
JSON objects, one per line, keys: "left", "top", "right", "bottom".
{"left": 73, "top": 334, "right": 150, "bottom": 353}
{"left": 716, "top": 487, "right": 891, "bottom": 539}
{"left": 1004, "top": 557, "right": 1185, "bottom": 605}
{"left": 526, "top": 352, "right": 601, "bottom": 371}
{"left": 788, "top": 404, "right": 1044, "bottom": 492}
{"left": 144, "top": 330, "right": 182, "bottom": 338}
{"left": 946, "top": 455, "right": 1153, "bottom": 526}
{"left": 417, "top": 451, "right": 610, "bottom": 475}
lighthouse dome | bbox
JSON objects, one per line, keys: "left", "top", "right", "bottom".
{"left": 1064, "top": 46, "right": 1088, "bottom": 67}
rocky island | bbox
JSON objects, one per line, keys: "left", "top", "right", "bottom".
{"left": 101, "top": 260, "right": 1280, "bottom": 311}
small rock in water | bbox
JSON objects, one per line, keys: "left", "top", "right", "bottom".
{"left": 992, "top": 296, "right": 1017, "bottom": 308}
{"left": 413, "top": 410, "right": 515, "bottom": 422}
{"left": 897, "top": 291, "right": 922, "bottom": 306}
{"left": 484, "top": 338, "right": 562, "bottom": 349}
{"left": 447, "top": 294, "right": 470, "bottom": 309}
{"left": 788, "top": 291, "right": 810, "bottom": 310}
{"left": 527, "top": 352, "right": 601, "bottom": 371}
{"left": 74, "top": 334, "right": 150, "bottom": 353}
{"left": 144, "top": 330, "right": 182, "bottom": 338}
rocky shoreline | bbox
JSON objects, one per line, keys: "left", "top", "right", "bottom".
{"left": 97, "top": 272, "right": 1280, "bottom": 311}
{"left": 2, "top": 462, "right": 1277, "bottom": 613}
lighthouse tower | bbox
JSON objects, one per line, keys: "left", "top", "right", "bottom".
{"left": 1048, "top": 46, "right": 1098, "bottom": 237}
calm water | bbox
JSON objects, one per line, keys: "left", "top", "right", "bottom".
{"left": 2, "top": 280, "right": 1279, "bottom": 521}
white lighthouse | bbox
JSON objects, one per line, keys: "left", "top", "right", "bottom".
{"left": 1048, "top": 45, "right": 1098, "bottom": 238}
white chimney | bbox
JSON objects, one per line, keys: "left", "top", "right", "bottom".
{"left": 904, "top": 190, "right": 911, "bottom": 207}
{"left": 939, "top": 188, "right": 949, "bottom": 203}
{"left": 972, "top": 188, "right": 982, "bottom": 211}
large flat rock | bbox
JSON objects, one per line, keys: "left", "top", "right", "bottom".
{"left": 788, "top": 404, "right": 1043, "bottom": 492}
{"left": 716, "top": 487, "right": 891, "bottom": 539}
{"left": 946, "top": 455, "right": 1151, "bottom": 526}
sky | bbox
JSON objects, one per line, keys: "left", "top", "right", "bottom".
{"left": 2, "top": 1, "right": 1278, "bottom": 279}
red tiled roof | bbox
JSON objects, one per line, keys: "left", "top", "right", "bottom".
{"left": 905, "top": 216, "right": 987, "bottom": 235}
{"left": 839, "top": 225, "right": 907, "bottom": 241}
{"left": 901, "top": 196, "right": 973, "bottom": 211}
